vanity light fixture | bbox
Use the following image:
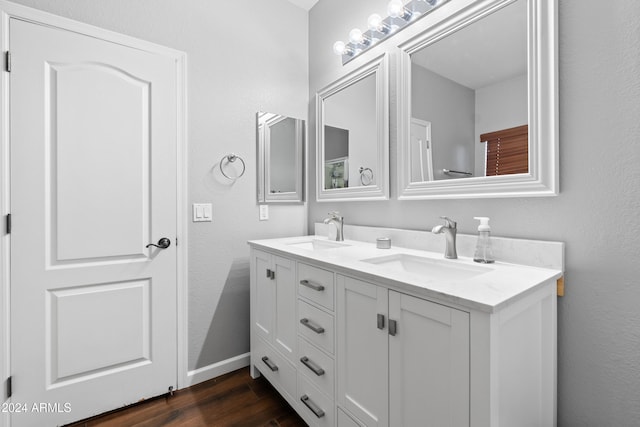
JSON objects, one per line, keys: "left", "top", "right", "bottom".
{"left": 333, "top": 0, "right": 449, "bottom": 65}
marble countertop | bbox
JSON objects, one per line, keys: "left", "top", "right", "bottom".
{"left": 248, "top": 235, "right": 563, "bottom": 313}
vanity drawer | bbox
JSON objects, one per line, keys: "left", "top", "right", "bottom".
{"left": 298, "top": 262, "right": 334, "bottom": 311}
{"left": 298, "top": 336, "right": 335, "bottom": 397}
{"left": 337, "top": 408, "right": 365, "bottom": 427}
{"left": 298, "top": 374, "right": 335, "bottom": 427}
{"left": 253, "top": 337, "right": 296, "bottom": 401}
{"left": 298, "top": 299, "right": 335, "bottom": 355}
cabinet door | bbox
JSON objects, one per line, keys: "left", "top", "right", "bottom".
{"left": 388, "top": 291, "right": 470, "bottom": 427}
{"left": 253, "top": 250, "right": 274, "bottom": 343}
{"left": 273, "top": 255, "right": 296, "bottom": 362}
{"left": 337, "top": 276, "right": 388, "bottom": 427}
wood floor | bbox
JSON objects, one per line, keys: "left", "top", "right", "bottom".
{"left": 65, "top": 367, "right": 306, "bottom": 427}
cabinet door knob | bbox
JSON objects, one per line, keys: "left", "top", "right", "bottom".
{"left": 377, "top": 313, "right": 385, "bottom": 330}
{"left": 389, "top": 319, "right": 398, "bottom": 336}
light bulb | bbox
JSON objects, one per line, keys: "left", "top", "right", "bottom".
{"left": 387, "top": 0, "right": 404, "bottom": 17}
{"left": 387, "top": 0, "right": 411, "bottom": 20}
{"left": 333, "top": 41, "right": 355, "bottom": 56}
{"left": 349, "top": 28, "right": 364, "bottom": 44}
{"left": 368, "top": 13, "right": 383, "bottom": 32}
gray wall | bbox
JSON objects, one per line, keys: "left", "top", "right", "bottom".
{"left": 309, "top": 0, "right": 640, "bottom": 425}
{"left": 474, "top": 73, "right": 528, "bottom": 175}
{"left": 11, "top": 0, "right": 309, "bottom": 372}
{"left": 412, "top": 64, "right": 475, "bottom": 179}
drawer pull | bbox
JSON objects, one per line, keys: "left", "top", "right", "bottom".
{"left": 300, "top": 356, "right": 325, "bottom": 376}
{"left": 300, "top": 394, "right": 325, "bottom": 418}
{"left": 300, "top": 318, "right": 325, "bottom": 334}
{"left": 300, "top": 279, "right": 325, "bottom": 292}
{"left": 261, "top": 356, "right": 279, "bottom": 372}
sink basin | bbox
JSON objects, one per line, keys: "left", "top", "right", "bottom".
{"left": 287, "top": 239, "right": 351, "bottom": 251}
{"left": 362, "top": 253, "right": 491, "bottom": 282}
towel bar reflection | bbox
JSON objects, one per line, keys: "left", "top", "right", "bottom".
{"left": 359, "top": 167, "right": 374, "bottom": 185}
{"left": 443, "top": 169, "right": 472, "bottom": 176}
{"left": 220, "top": 154, "right": 246, "bottom": 180}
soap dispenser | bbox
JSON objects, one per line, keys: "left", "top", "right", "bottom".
{"left": 473, "top": 217, "right": 495, "bottom": 264}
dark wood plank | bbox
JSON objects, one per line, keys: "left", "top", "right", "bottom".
{"left": 64, "top": 367, "right": 306, "bottom": 427}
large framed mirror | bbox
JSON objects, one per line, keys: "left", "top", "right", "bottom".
{"left": 316, "top": 53, "right": 389, "bottom": 201}
{"left": 397, "top": 0, "right": 557, "bottom": 199}
{"left": 257, "top": 112, "right": 304, "bottom": 203}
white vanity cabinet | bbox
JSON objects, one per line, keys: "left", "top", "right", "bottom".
{"left": 249, "top": 235, "right": 559, "bottom": 427}
{"left": 336, "top": 275, "right": 469, "bottom": 427}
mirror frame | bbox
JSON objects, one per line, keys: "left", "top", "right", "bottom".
{"left": 316, "top": 53, "right": 389, "bottom": 201}
{"left": 397, "top": 0, "right": 558, "bottom": 199}
{"left": 257, "top": 112, "right": 305, "bottom": 204}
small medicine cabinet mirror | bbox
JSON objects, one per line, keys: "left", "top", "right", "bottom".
{"left": 316, "top": 54, "right": 389, "bottom": 201}
{"left": 257, "top": 112, "right": 304, "bottom": 203}
{"left": 397, "top": 0, "right": 558, "bottom": 199}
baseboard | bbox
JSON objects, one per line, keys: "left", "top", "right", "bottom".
{"left": 184, "top": 352, "right": 250, "bottom": 388}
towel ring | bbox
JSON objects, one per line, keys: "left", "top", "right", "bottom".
{"left": 220, "top": 154, "right": 246, "bottom": 180}
{"left": 359, "top": 167, "right": 374, "bottom": 186}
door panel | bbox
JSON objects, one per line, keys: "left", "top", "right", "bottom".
{"left": 389, "top": 291, "right": 470, "bottom": 427}
{"left": 254, "top": 250, "right": 274, "bottom": 342}
{"left": 10, "top": 17, "right": 178, "bottom": 426}
{"left": 273, "top": 255, "right": 296, "bottom": 361}
{"left": 52, "top": 62, "right": 150, "bottom": 262}
{"left": 337, "top": 275, "right": 388, "bottom": 427}
{"left": 50, "top": 279, "right": 151, "bottom": 381}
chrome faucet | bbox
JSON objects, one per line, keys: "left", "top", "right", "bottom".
{"left": 432, "top": 216, "right": 457, "bottom": 259}
{"left": 324, "top": 211, "right": 344, "bottom": 241}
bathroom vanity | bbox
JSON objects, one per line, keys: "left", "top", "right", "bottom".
{"left": 249, "top": 225, "right": 563, "bottom": 427}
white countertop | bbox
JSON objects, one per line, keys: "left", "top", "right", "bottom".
{"left": 248, "top": 235, "right": 563, "bottom": 313}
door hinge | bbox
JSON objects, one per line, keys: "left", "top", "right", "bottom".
{"left": 175, "top": 237, "right": 178, "bottom": 246}
{"left": 6, "top": 376, "right": 12, "bottom": 398}
{"left": 5, "top": 51, "right": 10, "bottom": 72}
{"left": 5, "top": 213, "right": 10, "bottom": 234}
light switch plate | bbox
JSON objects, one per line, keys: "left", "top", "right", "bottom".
{"left": 259, "top": 205, "right": 269, "bottom": 221}
{"left": 193, "top": 203, "right": 213, "bottom": 222}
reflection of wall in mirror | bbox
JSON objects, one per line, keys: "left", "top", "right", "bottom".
{"left": 474, "top": 74, "right": 528, "bottom": 176}
{"left": 324, "top": 125, "right": 349, "bottom": 160}
{"left": 269, "top": 117, "right": 297, "bottom": 193}
{"left": 412, "top": 63, "right": 474, "bottom": 180}
{"left": 324, "top": 74, "right": 377, "bottom": 186}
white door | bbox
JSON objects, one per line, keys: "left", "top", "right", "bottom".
{"left": 336, "top": 276, "right": 388, "bottom": 427}
{"left": 388, "top": 291, "right": 470, "bottom": 427}
{"left": 10, "top": 18, "right": 178, "bottom": 426}
{"left": 410, "top": 118, "right": 434, "bottom": 182}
